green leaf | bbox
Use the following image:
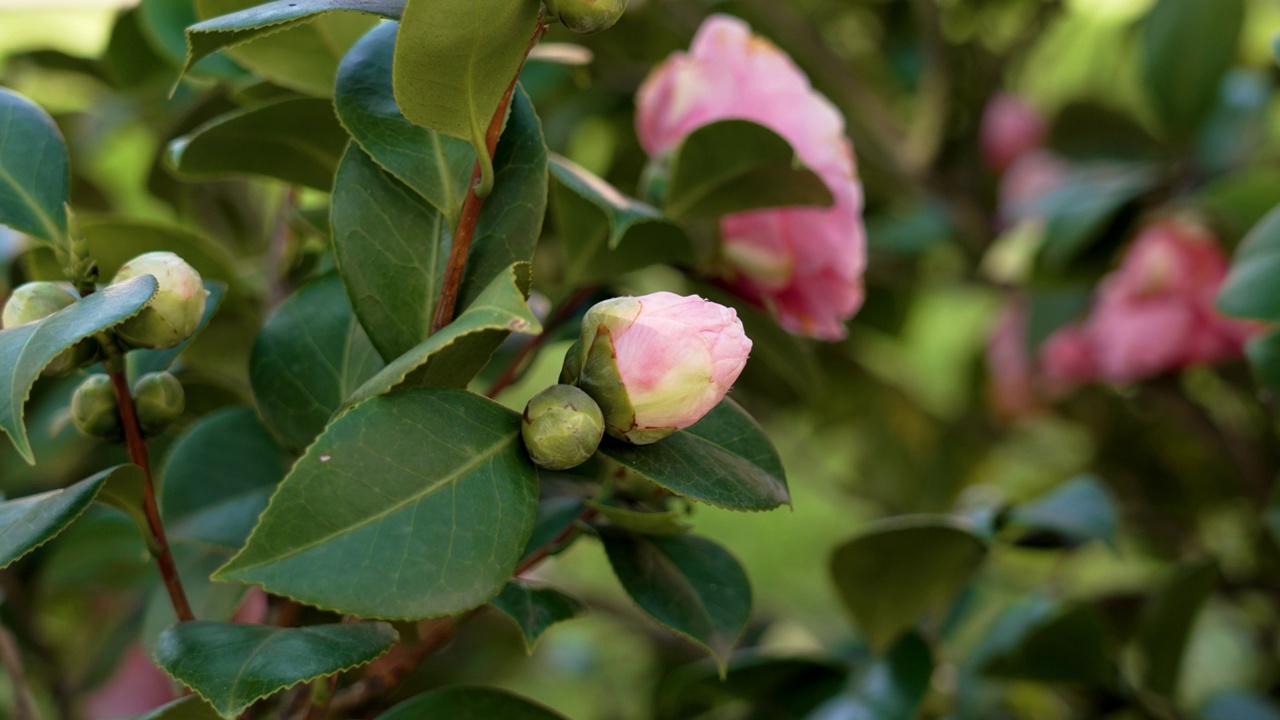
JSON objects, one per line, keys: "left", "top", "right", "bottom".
{"left": 82, "top": 219, "right": 241, "bottom": 287}
{"left": 392, "top": 0, "right": 542, "bottom": 196}
{"left": 1140, "top": 0, "right": 1244, "bottom": 137}
{"left": 490, "top": 581, "right": 585, "bottom": 652}
{"left": 142, "top": 541, "right": 247, "bottom": 644}
{"left": 1218, "top": 204, "right": 1280, "bottom": 321}
{"left": 663, "top": 120, "right": 833, "bottom": 221}
{"left": 343, "top": 265, "right": 540, "bottom": 408}
{"left": 983, "top": 604, "right": 1113, "bottom": 684}
{"left": 183, "top": 0, "right": 402, "bottom": 93}
{"left": 1005, "top": 475, "right": 1119, "bottom": 550}
{"left": 376, "top": 687, "right": 568, "bottom": 720}
{"left": 600, "top": 531, "right": 751, "bottom": 671}
{"left": 1138, "top": 560, "right": 1218, "bottom": 697}
{"left": 249, "top": 272, "right": 384, "bottom": 452}
{"left": 585, "top": 499, "right": 689, "bottom": 536}
{"left": 1247, "top": 329, "right": 1280, "bottom": 394}
{"left": 0, "top": 275, "right": 158, "bottom": 463}
{"left": 152, "top": 621, "right": 398, "bottom": 719}
{"left": 139, "top": 0, "right": 247, "bottom": 80}
{"left": 830, "top": 516, "right": 988, "bottom": 653}
{"left": 596, "top": 399, "right": 789, "bottom": 512}
{"left": 0, "top": 88, "right": 69, "bottom": 246}
{"left": 0, "top": 465, "right": 142, "bottom": 569}
{"left": 161, "top": 407, "right": 292, "bottom": 548}
{"left": 1200, "top": 690, "right": 1280, "bottom": 720}
{"left": 1033, "top": 164, "right": 1156, "bottom": 273}
{"left": 335, "top": 21, "right": 474, "bottom": 223}
{"left": 134, "top": 696, "right": 224, "bottom": 720}
{"left": 550, "top": 155, "right": 692, "bottom": 286}
{"left": 655, "top": 655, "right": 846, "bottom": 720}
{"left": 216, "top": 387, "right": 539, "bottom": 619}
{"left": 843, "top": 633, "right": 934, "bottom": 720}
{"left": 167, "top": 98, "right": 350, "bottom": 190}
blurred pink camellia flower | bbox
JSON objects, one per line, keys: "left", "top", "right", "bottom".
{"left": 987, "top": 218, "right": 1256, "bottom": 416}
{"left": 981, "top": 93, "right": 1048, "bottom": 173}
{"left": 635, "top": 14, "right": 866, "bottom": 340}
{"left": 570, "top": 292, "right": 751, "bottom": 444}
{"left": 83, "top": 645, "right": 175, "bottom": 720}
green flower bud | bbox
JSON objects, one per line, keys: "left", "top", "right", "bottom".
{"left": 2, "top": 282, "right": 99, "bottom": 376}
{"left": 72, "top": 374, "right": 121, "bottom": 440}
{"left": 522, "top": 384, "right": 605, "bottom": 470}
{"left": 111, "top": 252, "right": 208, "bottom": 350}
{"left": 545, "top": 0, "right": 627, "bottom": 35}
{"left": 133, "top": 371, "right": 185, "bottom": 437}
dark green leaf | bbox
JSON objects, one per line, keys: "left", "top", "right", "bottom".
{"left": 182, "top": 0, "right": 403, "bottom": 90}
{"left": 663, "top": 120, "right": 832, "bottom": 220}
{"left": 983, "top": 604, "right": 1113, "bottom": 684}
{"left": 845, "top": 633, "right": 934, "bottom": 720}
{"left": 585, "top": 499, "right": 689, "bottom": 536}
{"left": 167, "top": 98, "right": 350, "bottom": 190}
{"left": 1006, "top": 475, "right": 1119, "bottom": 550}
{"left": 139, "top": 0, "right": 247, "bottom": 80}
{"left": 1218, "top": 205, "right": 1280, "bottom": 321}
{"left": 216, "top": 388, "right": 539, "bottom": 619}
{"left": 82, "top": 219, "right": 241, "bottom": 286}
{"left": 1249, "top": 329, "right": 1280, "bottom": 395}
{"left": 521, "top": 496, "right": 584, "bottom": 562}
{"left": 601, "top": 531, "right": 751, "bottom": 670}
{"left": 161, "top": 407, "right": 291, "bottom": 548}
{"left": 1138, "top": 560, "right": 1217, "bottom": 697}
{"left": 1200, "top": 690, "right": 1280, "bottom": 720}
{"left": 376, "top": 686, "right": 568, "bottom": 720}
{"left": 0, "top": 88, "right": 68, "bottom": 246}
{"left": 830, "top": 516, "right": 988, "bottom": 653}
{"left": 1141, "top": 0, "right": 1244, "bottom": 136}
{"left": 490, "top": 581, "right": 585, "bottom": 652}
{"left": 135, "top": 696, "right": 224, "bottom": 720}
{"left": 102, "top": 8, "right": 172, "bottom": 88}
{"left": 656, "top": 654, "right": 846, "bottom": 720}
{"left": 596, "top": 399, "right": 789, "bottom": 512}
{"left": 334, "top": 21, "right": 474, "bottom": 222}
{"left": 143, "top": 541, "right": 247, "bottom": 644}
{"left": 249, "top": 272, "right": 384, "bottom": 452}
{"left": 0, "top": 275, "right": 158, "bottom": 462}
{"left": 392, "top": 0, "right": 541, "bottom": 196}
{"left": 550, "top": 155, "right": 692, "bottom": 285}
{"left": 0, "top": 465, "right": 142, "bottom": 569}
{"left": 1033, "top": 164, "right": 1156, "bottom": 273}
{"left": 152, "top": 621, "right": 398, "bottom": 718}
{"left": 343, "top": 265, "right": 540, "bottom": 408}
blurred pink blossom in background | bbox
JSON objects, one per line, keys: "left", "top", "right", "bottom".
{"left": 636, "top": 14, "right": 866, "bottom": 340}
{"left": 981, "top": 93, "right": 1048, "bottom": 173}
{"left": 83, "top": 645, "right": 174, "bottom": 720}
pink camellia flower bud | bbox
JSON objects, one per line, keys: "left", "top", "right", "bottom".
{"left": 981, "top": 93, "right": 1048, "bottom": 173}
{"left": 564, "top": 292, "right": 751, "bottom": 444}
{"left": 1086, "top": 218, "right": 1255, "bottom": 383}
{"left": 635, "top": 14, "right": 866, "bottom": 341}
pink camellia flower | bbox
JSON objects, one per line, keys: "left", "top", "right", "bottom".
{"left": 565, "top": 292, "right": 751, "bottom": 444}
{"left": 981, "top": 93, "right": 1048, "bottom": 173}
{"left": 1086, "top": 218, "right": 1255, "bottom": 383}
{"left": 986, "top": 304, "right": 1096, "bottom": 418}
{"left": 635, "top": 14, "right": 866, "bottom": 340}
{"left": 83, "top": 645, "right": 175, "bottom": 720}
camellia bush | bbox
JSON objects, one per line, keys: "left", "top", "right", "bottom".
{"left": 0, "top": 0, "right": 1278, "bottom": 718}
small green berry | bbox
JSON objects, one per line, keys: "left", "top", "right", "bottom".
{"left": 133, "top": 372, "right": 185, "bottom": 437}
{"left": 71, "top": 375, "right": 121, "bottom": 440}
{"left": 522, "top": 384, "right": 605, "bottom": 470}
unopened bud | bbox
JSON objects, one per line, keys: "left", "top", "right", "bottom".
{"left": 3, "top": 282, "right": 98, "bottom": 376}
{"left": 522, "top": 384, "right": 605, "bottom": 470}
{"left": 111, "top": 252, "right": 208, "bottom": 350}
{"left": 545, "top": 0, "right": 627, "bottom": 35}
{"left": 72, "top": 375, "right": 121, "bottom": 440}
{"left": 133, "top": 371, "right": 185, "bottom": 437}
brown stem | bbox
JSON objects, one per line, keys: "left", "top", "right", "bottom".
{"left": 0, "top": 621, "right": 39, "bottom": 720}
{"left": 485, "top": 286, "right": 597, "bottom": 399}
{"left": 431, "top": 16, "right": 547, "bottom": 334}
{"left": 106, "top": 367, "right": 194, "bottom": 622}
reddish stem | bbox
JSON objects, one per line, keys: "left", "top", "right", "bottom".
{"left": 431, "top": 17, "right": 547, "bottom": 334}
{"left": 106, "top": 368, "right": 194, "bottom": 622}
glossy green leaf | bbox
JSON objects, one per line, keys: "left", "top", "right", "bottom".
{"left": 656, "top": 655, "right": 846, "bottom": 720}
{"left": 0, "top": 275, "right": 157, "bottom": 463}
{"left": 377, "top": 686, "right": 568, "bottom": 720}
{"left": 1200, "top": 690, "right": 1280, "bottom": 720}
{"left": 139, "top": 0, "right": 247, "bottom": 79}
{"left": 249, "top": 272, "right": 384, "bottom": 452}
{"left": 1005, "top": 475, "right": 1119, "bottom": 550}
{"left": 332, "top": 87, "right": 545, "bottom": 359}
{"left": 392, "top": 0, "right": 541, "bottom": 196}
{"left": 597, "top": 399, "right": 789, "bottom": 512}
{"left": 161, "top": 407, "right": 292, "bottom": 548}
{"left": 1140, "top": 0, "right": 1244, "bottom": 136}
{"left": 135, "top": 696, "right": 224, "bottom": 720}
{"left": 1219, "top": 205, "right": 1280, "bottom": 321}
{"left": 601, "top": 531, "right": 751, "bottom": 670}
{"left": 983, "top": 604, "right": 1113, "bottom": 684}
{"left": 344, "top": 265, "right": 540, "bottom": 408}
{"left": 586, "top": 499, "right": 689, "bottom": 536}
{"left": 663, "top": 120, "right": 832, "bottom": 220}
{"left": 551, "top": 155, "right": 692, "bottom": 285}
{"left": 216, "top": 388, "right": 539, "bottom": 619}
{"left": 82, "top": 219, "right": 241, "bottom": 287}
{"left": 0, "top": 465, "right": 142, "bottom": 569}
{"left": 335, "top": 21, "right": 474, "bottom": 222}
{"left": 1138, "top": 560, "right": 1218, "bottom": 697}
{"left": 490, "top": 581, "right": 585, "bottom": 652}
{"left": 830, "top": 516, "right": 988, "bottom": 653}
{"left": 102, "top": 7, "right": 172, "bottom": 88}
{"left": 167, "top": 98, "right": 350, "bottom": 190}
{"left": 1247, "top": 329, "right": 1280, "bottom": 394}
{"left": 184, "top": 0, "right": 402, "bottom": 93}
{"left": 153, "top": 621, "right": 398, "bottom": 718}
{"left": 1033, "top": 164, "right": 1156, "bottom": 273}
{"left": 0, "top": 88, "right": 68, "bottom": 246}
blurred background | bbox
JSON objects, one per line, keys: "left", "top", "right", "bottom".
{"left": 2, "top": 0, "right": 1280, "bottom": 719}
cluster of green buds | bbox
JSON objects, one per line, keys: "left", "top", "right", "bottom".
{"left": 544, "top": 0, "right": 627, "bottom": 35}
{"left": 71, "top": 371, "right": 185, "bottom": 441}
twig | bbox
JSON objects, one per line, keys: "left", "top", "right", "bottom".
{"left": 0, "top": 621, "right": 39, "bottom": 720}
{"left": 431, "top": 14, "right": 548, "bottom": 333}
{"left": 485, "top": 286, "right": 597, "bottom": 398}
